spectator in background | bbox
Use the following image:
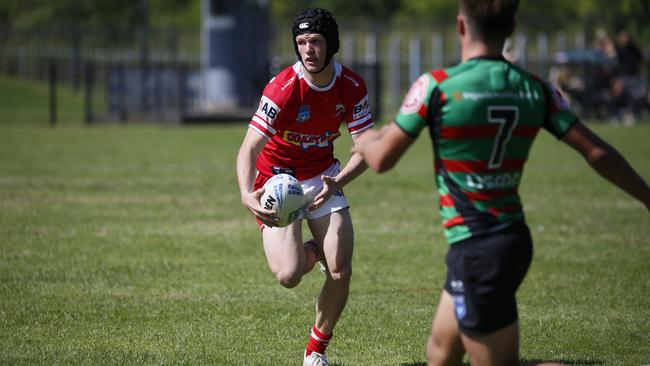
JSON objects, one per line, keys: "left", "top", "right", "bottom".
{"left": 592, "top": 32, "right": 618, "bottom": 107}
{"left": 615, "top": 30, "right": 643, "bottom": 78}
{"left": 588, "top": 31, "right": 620, "bottom": 121}
{"left": 588, "top": 33, "right": 618, "bottom": 120}
{"left": 613, "top": 30, "right": 645, "bottom": 123}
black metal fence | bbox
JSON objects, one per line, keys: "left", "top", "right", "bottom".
{"left": 0, "top": 26, "right": 200, "bottom": 124}
{"left": 2, "top": 24, "right": 647, "bottom": 124}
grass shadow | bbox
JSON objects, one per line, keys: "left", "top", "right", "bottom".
{"left": 399, "top": 360, "right": 604, "bottom": 366}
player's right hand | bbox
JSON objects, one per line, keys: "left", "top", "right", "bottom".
{"left": 241, "top": 187, "right": 280, "bottom": 227}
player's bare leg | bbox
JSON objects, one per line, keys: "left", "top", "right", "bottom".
{"left": 427, "top": 290, "right": 465, "bottom": 366}
{"left": 461, "top": 321, "right": 519, "bottom": 366}
{"left": 428, "top": 290, "right": 520, "bottom": 366}
{"left": 308, "top": 209, "right": 353, "bottom": 334}
{"left": 303, "top": 239, "right": 322, "bottom": 274}
{"left": 262, "top": 219, "right": 306, "bottom": 288}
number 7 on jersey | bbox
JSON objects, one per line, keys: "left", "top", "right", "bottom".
{"left": 487, "top": 106, "right": 519, "bottom": 169}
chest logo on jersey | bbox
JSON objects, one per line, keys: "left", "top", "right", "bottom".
{"left": 283, "top": 130, "right": 341, "bottom": 150}
{"left": 296, "top": 105, "right": 310, "bottom": 123}
{"left": 335, "top": 103, "right": 345, "bottom": 117}
{"left": 465, "top": 172, "right": 522, "bottom": 190}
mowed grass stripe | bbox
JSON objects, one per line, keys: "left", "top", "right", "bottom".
{"left": 0, "top": 92, "right": 649, "bottom": 363}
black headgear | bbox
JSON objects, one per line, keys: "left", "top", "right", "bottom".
{"left": 292, "top": 8, "right": 339, "bottom": 73}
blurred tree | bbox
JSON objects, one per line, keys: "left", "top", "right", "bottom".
{"left": 268, "top": 0, "right": 650, "bottom": 44}
{"left": 0, "top": 0, "right": 198, "bottom": 30}
{"left": 0, "top": 0, "right": 648, "bottom": 44}
{"left": 149, "top": 0, "right": 200, "bottom": 28}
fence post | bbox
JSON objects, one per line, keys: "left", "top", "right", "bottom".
{"left": 119, "top": 63, "right": 128, "bottom": 123}
{"left": 177, "top": 63, "right": 187, "bottom": 122}
{"left": 153, "top": 63, "right": 163, "bottom": 121}
{"left": 388, "top": 34, "right": 401, "bottom": 114}
{"left": 431, "top": 32, "right": 444, "bottom": 70}
{"left": 342, "top": 35, "right": 355, "bottom": 66}
{"left": 72, "top": 26, "right": 82, "bottom": 92}
{"left": 138, "top": 0, "right": 151, "bottom": 116}
{"left": 84, "top": 61, "right": 94, "bottom": 124}
{"left": 515, "top": 34, "right": 527, "bottom": 67}
{"left": 49, "top": 60, "right": 57, "bottom": 126}
{"left": 409, "top": 36, "right": 422, "bottom": 83}
{"left": 537, "top": 33, "right": 549, "bottom": 78}
{"left": 365, "top": 32, "right": 381, "bottom": 121}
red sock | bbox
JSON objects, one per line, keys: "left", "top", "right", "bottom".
{"left": 305, "top": 325, "right": 332, "bottom": 356}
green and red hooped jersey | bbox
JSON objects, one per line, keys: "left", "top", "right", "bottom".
{"left": 395, "top": 56, "right": 578, "bottom": 244}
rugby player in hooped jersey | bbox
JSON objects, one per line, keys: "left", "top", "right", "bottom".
{"left": 236, "top": 7, "right": 373, "bottom": 366}
{"left": 354, "top": 0, "right": 650, "bottom": 365}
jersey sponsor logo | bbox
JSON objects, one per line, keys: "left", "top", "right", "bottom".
{"left": 283, "top": 130, "right": 341, "bottom": 150}
{"left": 400, "top": 74, "right": 429, "bottom": 115}
{"left": 257, "top": 96, "right": 280, "bottom": 125}
{"left": 460, "top": 90, "right": 542, "bottom": 101}
{"left": 465, "top": 172, "right": 522, "bottom": 190}
{"left": 352, "top": 95, "right": 370, "bottom": 120}
{"left": 296, "top": 105, "right": 310, "bottom": 123}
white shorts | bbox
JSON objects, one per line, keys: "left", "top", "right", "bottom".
{"left": 298, "top": 161, "right": 350, "bottom": 221}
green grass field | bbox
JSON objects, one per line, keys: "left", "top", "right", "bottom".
{"left": 1, "top": 75, "right": 649, "bottom": 365}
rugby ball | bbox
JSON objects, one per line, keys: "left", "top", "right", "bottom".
{"left": 260, "top": 173, "right": 304, "bottom": 227}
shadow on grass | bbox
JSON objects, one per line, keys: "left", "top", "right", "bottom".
{"left": 522, "top": 360, "right": 604, "bottom": 366}
{"left": 399, "top": 360, "right": 603, "bottom": 366}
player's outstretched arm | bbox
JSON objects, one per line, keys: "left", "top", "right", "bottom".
{"left": 236, "top": 128, "right": 280, "bottom": 226}
{"left": 561, "top": 121, "right": 650, "bottom": 211}
{"left": 353, "top": 122, "right": 415, "bottom": 173}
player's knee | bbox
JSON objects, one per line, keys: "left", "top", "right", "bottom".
{"left": 426, "top": 332, "right": 459, "bottom": 366}
{"left": 328, "top": 264, "right": 352, "bottom": 282}
{"left": 275, "top": 270, "right": 302, "bottom": 288}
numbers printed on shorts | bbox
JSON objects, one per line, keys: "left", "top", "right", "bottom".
{"left": 487, "top": 106, "right": 519, "bottom": 169}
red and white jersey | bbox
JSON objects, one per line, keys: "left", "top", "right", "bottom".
{"left": 249, "top": 61, "right": 373, "bottom": 180}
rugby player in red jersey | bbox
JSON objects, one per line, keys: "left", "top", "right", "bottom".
{"left": 354, "top": 1, "right": 650, "bottom": 365}
{"left": 236, "top": 8, "right": 373, "bottom": 366}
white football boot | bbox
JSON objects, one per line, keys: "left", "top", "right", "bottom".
{"left": 303, "top": 351, "right": 330, "bottom": 366}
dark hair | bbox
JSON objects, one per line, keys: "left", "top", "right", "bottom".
{"left": 459, "top": 0, "right": 519, "bottom": 41}
{"left": 292, "top": 8, "right": 339, "bottom": 69}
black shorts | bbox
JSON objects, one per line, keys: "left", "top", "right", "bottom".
{"left": 444, "top": 222, "right": 533, "bottom": 335}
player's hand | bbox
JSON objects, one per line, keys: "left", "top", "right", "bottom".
{"left": 241, "top": 187, "right": 280, "bottom": 227}
{"left": 309, "top": 175, "right": 340, "bottom": 211}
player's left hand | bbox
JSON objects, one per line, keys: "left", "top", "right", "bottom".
{"left": 309, "top": 175, "right": 340, "bottom": 211}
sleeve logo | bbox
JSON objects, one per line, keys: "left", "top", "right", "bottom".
{"left": 547, "top": 82, "right": 570, "bottom": 111}
{"left": 400, "top": 74, "right": 429, "bottom": 115}
{"left": 257, "top": 96, "right": 281, "bottom": 125}
{"left": 352, "top": 95, "right": 370, "bottom": 120}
